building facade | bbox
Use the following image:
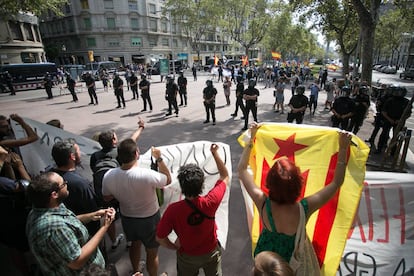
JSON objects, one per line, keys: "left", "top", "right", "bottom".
{"left": 39, "top": 0, "right": 230, "bottom": 67}
{"left": 0, "top": 13, "right": 45, "bottom": 65}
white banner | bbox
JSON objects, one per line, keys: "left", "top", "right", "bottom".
{"left": 338, "top": 171, "right": 414, "bottom": 275}
{"left": 12, "top": 119, "right": 232, "bottom": 249}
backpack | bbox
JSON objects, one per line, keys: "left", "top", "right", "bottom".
{"left": 92, "top": 155, "right": 119, "bottom": 207}
{"left": 294, "top": 77, "right": 299, "bottom": 87}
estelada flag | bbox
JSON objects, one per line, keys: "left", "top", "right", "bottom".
{"left": 272, "top": 51, "right": 281, "bottom": 60}
{"left": 214, "top": 55, "right": 219, "bottom": 66}
{"left": 237, "top": 123, "right": 369, "bottom": 275}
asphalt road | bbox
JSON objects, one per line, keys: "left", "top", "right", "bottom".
{"left": 0, "top": 69, "right": 413, "bottom": 275}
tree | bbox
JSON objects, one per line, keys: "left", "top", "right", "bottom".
{"left": 222, "top": 0, "right": 271, "bottom": 57}
{"left": 0, "top": 0, "right": 67, "bottom": 19}
{"left": 164, "top": 0, "right": 223, "bottom": 63}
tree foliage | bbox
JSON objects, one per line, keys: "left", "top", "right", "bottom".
{"left": 0, "top": 0, "right": 67, "bottom": 19}
{"left": 221, "top": 0, "right": 271, "bottom": 56}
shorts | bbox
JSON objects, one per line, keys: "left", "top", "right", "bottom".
{"left": 276, "top": 93, "right": 284, "bottom": 104}
{"left": 177, "top": 245, "right": 222, "bottom": 276}
{"left": 121, "top": 211, "right": 160, "bottom": 248}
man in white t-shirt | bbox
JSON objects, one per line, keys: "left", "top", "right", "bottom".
{"left": 102, "top": 139, "right": 171, "bottom": 276}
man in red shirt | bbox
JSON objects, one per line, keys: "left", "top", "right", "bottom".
{"left": 156, "top": 143, "right": 229, "bottom": 276}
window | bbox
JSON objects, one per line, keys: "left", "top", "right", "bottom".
{"left": 104, "top": 0, "right": 114, "bottom": 9}
{"left": 161, "top": 20, "right": 168, "bottom": 33}
{"left": 64, "top": 3, "right": 71, "bottom": 13}
{"left": 61, "top": 21, "right": 67, "bottom": 33}
{"left": 131, "top": 37, "right": 142, "bottom": 47}
{"left": 80, "top": 0, "right": 89, "bottom": 9}
{"left": 106, "top": 18, "right": 116, "bottom": 29}
{"left": 23, "top": 23, "right": 34, "bottom": 41}
{"left": 87, "top": 37, "right": 96, "bottom": 47}
{"left": 108, "top": 41, "right": 120, "bottom": 47}
{"left": 161, "top": 38, "right": 169, "bottom": 46}
{"left": 148, "top": 37, "right": 157, "bottom": 47}
{"left": 68, "top": 19, "right": 75, "bottom": 32}
{"left": 173, "top": 39, "right": 178, "bottom": 48}
{"left": 171, "top": 23, "right": 177, "bottom": 34}
{"left": 130, "top": 18, "right": 139, "bottom": 30}
{"left": 149, "top": 19, "right": 157, "bottom": 32}
{"left": 9, "top": 21, "right": 23, "bottom": 40}
{"left": 33, "top": 25, "right": 40, "bottom": 41}
{"left": 149, "top": 4, "right": 156, "bottom": 14}
{"left": 83, "top": 18, "right": 92, "bottom": 29}
{"left": 128, "top": 0, "right": 137, "bottom": 10}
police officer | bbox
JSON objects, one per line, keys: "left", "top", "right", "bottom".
{"left": 177, "top": 71, "right": 188, "bottom": 106}
{"left": 348, "top": 85, "right": 370, "bottom": 134}
{"left": 130, "top": 72, "right": 139, "bottom": 100}
{"left": 85, "top": 72, "right": 98, "bottom": 105}
{"left": 113, "top": 73, "right": 125, "bottom": 108}
{"left": 203, "top": 80, "right": 217, "bottom": 125}
{"left": 330, "top": 86, "right": 354, "bottom": 130}
{"left": 139, "top": 73, "right": 152, "bottom": 112}
{"left": 242, "top": 78, "right": 260, "bottom": 130}
{"left": 231, "top": 76, "right": 246, "bottom": 119}
{"left": 165, "top": 75, "right": 179, "bottom": 116}
{"left": 287, "top": 85, "right": 309, "bottom": 124}
{"left": 43, "top": 72, "right": 53, "bottom": 99}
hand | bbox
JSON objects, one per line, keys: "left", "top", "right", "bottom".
{"left": 210, "top": 143, "right": 219, "bottom": 154}
{"left": 151, "top": 147, "right": 161, "bottom": 159}
{"left": 102, "top": 209, "right": 115, "bottom": 228}
{"left": 9, "top": 152, "right": 24, "bottom": 169}
{"left": 137, "top": 117, "right": 145, "bottom": 128}
{"left": 92, "top": 209, "right": 107, "bottom": 221}
{"left": 249, "top": 122, "right": 261, "bottom": 139}
{"left": 10, "top": 114, "right": 24, "bottom": 124}
{"left": 174, "top": 238, "right": 181, "bottom": 250}
{"left": 338, "top": 130, "right": 352, "bottom": 149}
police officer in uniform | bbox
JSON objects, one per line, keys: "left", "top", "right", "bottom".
{"left": 177, "top": 71, "right": 188, "bottom": 106}
{"left": 139, "top": 73, "right": 152, "bottom": 112}
{"left": 165, "top": 75, "right": 179, "bottom": 116}
{"left": 85, "top": 72, "right": 98, "bottom": 105}
{"left": 202, "top": 80, "right": 217, "bottom": 125}
{"left": 43, "top": 72, "right": 53, "bottom": 99}
{"left": 112, "top": 73, "right": 125, "bottom": 108}
{"left": 231, "top": 76, "right": 246, "bottom": 119}
{"left": 330, "top": 86, "right": 354, "bottom": 130}
{"left": 287, "top": 85, "right": 309, "bottom": 124}
{"left": 242, "top": 78, "right": 260, "bottom": 130}
{"left": 348, "top": 85, "right": 370, "bottom": 134}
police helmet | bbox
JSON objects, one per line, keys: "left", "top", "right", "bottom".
{"left": 141, "top": 73, "right": 146, "bottom": 78}
{"left": 296, "top": 85, "right": 305, "bottom": 94}
{"left": 341, "top": 86, "right": 351, "bottom": 94}
{"left": 248, "top": 78, "right": 256, "bottom": 87}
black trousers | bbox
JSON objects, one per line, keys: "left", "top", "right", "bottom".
{"left": 233, "top": 97, "right": 246, "bottom": 116}
{"left": 141, "top": 91, "right": 153, "bottom": 110}
{"left": 204, "top": 102, "right": 216, "bottom": 122}
{"left": 68, "top": 86, "right": 78, "bottom": 101}
{"left": 88, "top": 88, "right": 98, "bottom": 104}
{"left": 244, "top": 102, "right": 257, "bottom": 128}
{"left": 167, "top": 97, "right": 179, "bottom": 114}
{"left": 115, "top": 89, "right": 125, "bottom": 107}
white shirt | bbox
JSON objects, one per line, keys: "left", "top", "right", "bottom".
{"left": 102, "top": 166, "right": 167, "bottom": 217}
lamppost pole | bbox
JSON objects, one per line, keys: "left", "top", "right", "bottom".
{"left": 168, "top": 11, "right": 175, "bottom": 79}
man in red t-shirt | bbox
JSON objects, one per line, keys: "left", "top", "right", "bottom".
{"left": 156, "top": 144, "right": 229, "bottom": 276}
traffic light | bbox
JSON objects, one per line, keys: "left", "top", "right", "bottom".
{"left": 88, "top": 51, "right": 94, "bottom": 62}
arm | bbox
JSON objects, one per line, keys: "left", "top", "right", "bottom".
{"left": 130, "top": 118, "right": 145, "bottom": 142}
{"left": 9, "top": 152, "right": 31, "bottom": 180}
{"left": 210, "top": 143, "right": 229, "bottom": 185}
{"left": 0, "top": 114, "right": 38, "bottom": 148}
{"left": 237, "top": 123, "right": 266, "bottom": 208}
{"left": 156, "top": 236, "right": 179, "bottom": 251}
{"left": 68, "top": 208, "right": 115, "bottom": 270}
{"left": 151, "top": 147, "right": 171, "bottom": 185}
{"left": 306, "top": 131, "right": 351, "bottom": 215}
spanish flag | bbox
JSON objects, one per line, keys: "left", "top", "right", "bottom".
{"left": 238, "top": 123, "right": 369, "bottom": 275}
{"left": 214, "top": 55, "right": 219, "bottom": 66}
{"left": 242, "top": 55, "right": 249, "bottom": 66}
{"left": 272, "top": 51, "right": 281, "bottom": 60}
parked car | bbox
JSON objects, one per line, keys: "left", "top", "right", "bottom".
{"left": 400, "top": 68, "right": 414, "bottom": 80}
{"left": 381, "top": 66, "right": 397, "bottom": 74}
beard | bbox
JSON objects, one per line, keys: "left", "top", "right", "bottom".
{"left": 57, "top": 190, "right": 69, "bottom": 204}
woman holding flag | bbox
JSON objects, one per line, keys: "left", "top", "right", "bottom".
{"left": 238, "top": 122, "right": 352, "bottom": 274}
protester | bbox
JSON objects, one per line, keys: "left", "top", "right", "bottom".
{"left": 252, "top": 251, "right": 294, "bottom": 276}
{"left": 0, "top": 114, "right": 38, "bottom": 149}
{"left": 223, "top": 76, "right": 232, "bottom": 106}
{"left": 156, "top": 143, "right": 229, "bottom": 276}
{"left": 238, "top": 122, "right": 351, "bottom": 274}
{"left": 26, "top": 172, "right": 115, "bottom": 275}
{"left": 102, "top": 136, "right": 172, "bottom": 275}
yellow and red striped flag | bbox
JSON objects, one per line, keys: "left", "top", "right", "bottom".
{"left": 272, "top": 51, "right": 281, "bottom": 60}
{"left": 214, "top": 55, "right": 219, "bottom": 66}
{"left": 238, "top": 123, "right": 370, "bottom": 275}
{"left": 242, "top": 55, "right": 249, "bottom": 66}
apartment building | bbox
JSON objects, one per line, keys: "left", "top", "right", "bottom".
{"left": 39, "top": 0, "right": 229, "bottom": 67}
{"left": 0, "top": 13, "right": 45, "bottom": 65}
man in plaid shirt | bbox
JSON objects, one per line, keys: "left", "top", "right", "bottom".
{"left": 26, "top": 172, "right": 115, "bottom": 275}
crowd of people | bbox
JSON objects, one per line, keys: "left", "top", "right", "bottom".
{"left": 1, "top": 62, "right": 412, "bottom": 275}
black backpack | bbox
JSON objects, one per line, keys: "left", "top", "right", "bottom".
{"left": 93, "top": 155, "right": 119, "bottom": 207}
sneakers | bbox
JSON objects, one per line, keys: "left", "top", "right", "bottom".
{"left": 231, "top": 113, "right": 237, "bottom": 117}
{"left": 111, "top": 233, "right": 124, "bottom": 249}
{"left": 203, "top": 120, "right": 210, "bottom": 124}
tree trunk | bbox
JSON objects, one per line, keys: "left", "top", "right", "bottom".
{"left": 360, "top": 23, "right": 375, "bottom": 84}
{"left": 342, "top": 51, "right": 351, "bottom": 76}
